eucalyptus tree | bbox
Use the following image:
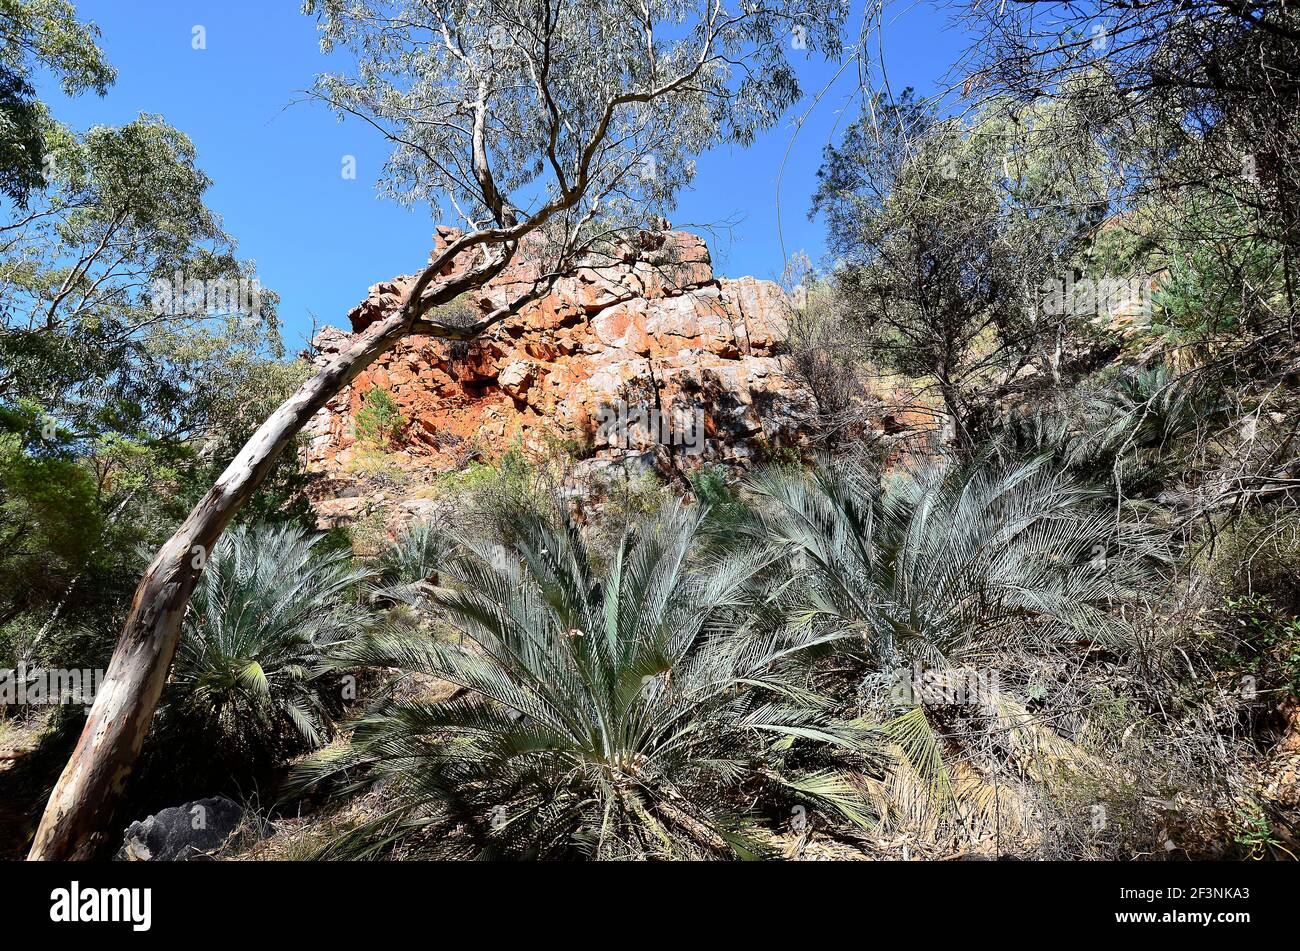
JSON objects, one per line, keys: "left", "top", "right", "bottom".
{"left": 0, "top": 112, "right": 284, "bottom": 663}
{"left": 1, "top": 2, "right": 267, "bottom": 437}
{"left": 0, "top": 0, "right": 115, "bottom": 205}
{"left": 811, "top": 85, "right": 1122, "bottom": 450}
{"left": 959, "top": 0, "right": 1300, "bottom": 295}
{"left": 29, "top": 0, "right": 847, "bottom": 859}
{"left": 1, "top": 116, "right": 280, "bottom": 444}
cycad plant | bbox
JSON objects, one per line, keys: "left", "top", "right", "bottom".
{"left": 369, "top": 516, "right": 459, "bottom": 607}
{"left": 294, "top": 502, "right": 872, "bottom": 859}
{"left": 1078, "top": 363, "right": 1222, "bottom": 493}
{"left": 743, "top": 456, "right": 1159, "bottom": 836}
{"left": 748, "top": 455, "right": 1150, "bottom": 661}
{"left": 1000, "top": 364, "right": 1222, "bottom": 498}
{"left": 168, "top": 523, "right": 371, "bottom": 756}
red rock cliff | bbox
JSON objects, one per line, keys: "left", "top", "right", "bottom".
{"left": 302, "top": 229, "right": 816, "bottom": 479}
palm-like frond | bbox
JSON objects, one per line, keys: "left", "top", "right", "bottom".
{"left": 171, "top": 523, "right": 370, "bottom": 753}
{"left": 293, "top": 501, "right": 873, "bottom": 859}
{"left": 746, "top": 454, "right": 1157, "bottom": 661}
{"left": 369, "top": 516, "right": 459, "bottom": 607}
{"left": 1001, "top": 363, "right": 1226, "bottom": 495}
{"left": 743, "top": 455, "right": 1161, "bottom": 835}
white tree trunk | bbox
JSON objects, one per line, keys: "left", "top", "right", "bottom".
{"left": 28, "top": 245, "right": 516, "bottom": 859}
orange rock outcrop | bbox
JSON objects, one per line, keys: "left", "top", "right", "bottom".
{"left": 303, "top": 229, "right": 816, "bottom": 479}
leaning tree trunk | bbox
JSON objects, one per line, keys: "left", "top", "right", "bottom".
{"left": 27, "top": 242, "right": 515, "bottom": 859}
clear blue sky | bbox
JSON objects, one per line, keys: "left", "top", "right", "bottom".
{"left": 44, "top": 1, "right": 969, "bottom": 348}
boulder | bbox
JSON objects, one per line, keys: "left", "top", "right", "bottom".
{"left": 116, "top": 796, "right": 243, "bottom": 861}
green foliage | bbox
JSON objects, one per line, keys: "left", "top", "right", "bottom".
{"left": 2, "top": 113, "right": 281, "bottom": 447}
{"left": 1150, "top": 195, "right": 1288, "bottom": 344}
{"left": 353, "top": 386, "right": 405, "bottom": 450}
{"left": 687, "top": 463, "right": 736, "bottom": 509}
{"left": 744, "top": 455, "right": 1162, "bottom": 810}
{"left": 811, "top": 76, "right": 1137, "bottom": 450}
{"left": 599, "top": 469, "right": 669, "bottom": 521}
{"left": 166, "top": 523, "right": 371, "bottom": 759}
{"left": 0, "top": 90, "right": 298, "bottom": 658}
{"left": 431, "top": 439, "right": 564, "bottom": 544}
{"left": 538, "top": 426, "right": 593, "bottom": 461}
{"left": 1232, "top": 802, "right": 1293, "bottom": 860}
{"left": 0, "top": 0, "right": 115, "bottom": 205}
{"left": 755, "top": 440, "right": 803, "bottom": 470}
{"left": 0, "top": 429, "right": 102, "bottom": 623}
{"left": 292, "top": 503, "right": 873, "bottom": 859}
{"left": 344, "top": 449, "right": 414, "bottom": 493}
{"left": 369, "top": 517, "right": 459, "bottom": 607}
{"left": 1220, "top": 594, "right": 1300, "bottom": 700}
{"left": 687, "top": 463, "right": 749, "bottom": 538}
{"left": 1000, "top": 361, "right": 1226, "bottom": 499}
{"left": 748, "top": 455, "right": 1153, "bottom": 659}
{"left": 0, "top": 0, "right": 115, "bottom": 96}
{"left": 190, "top": 355, "right": 314, "bottom": 525}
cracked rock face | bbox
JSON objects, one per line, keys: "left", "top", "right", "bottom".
{"left": 302, "top": 229, "right": 816, "bottom": 483}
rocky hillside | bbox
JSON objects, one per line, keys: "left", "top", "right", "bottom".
{"left": 302, "top": 229, "right": 817, "bottom": 514}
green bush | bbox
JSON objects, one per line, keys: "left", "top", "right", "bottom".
{"left": 1219, "top": 594, "right": 1300, "bottom": 700}
{"left": 0, "top": 431, "right": 104, "bottom": 621}
{"left": 354, "top": 386, "right": 405, "bottom": 449}
{"left": 292, "top": 503, "right": 872, "bottom": 859}
{"left": 687, "top": 463, "right": 750, "bottom": 540}
{"left": 161, "top": 523, "right": 371, "bottom": 765}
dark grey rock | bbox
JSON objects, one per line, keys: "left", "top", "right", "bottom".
{"left": 116, "top": 796, "right": 243, "bottom": 861}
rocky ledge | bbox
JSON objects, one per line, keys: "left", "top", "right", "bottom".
{"left": 301, "top": 229, "right": 817, "bottom": 518}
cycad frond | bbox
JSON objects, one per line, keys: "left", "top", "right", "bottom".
{"left": 171, "top": 522, "right": 370, "bottom": 754}
{"left": 296, "top": 501, "right": 865, "bottom": 859}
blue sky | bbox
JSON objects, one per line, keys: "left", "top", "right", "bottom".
{"left": 44, "top": 1, "right": 969, "bottom": 348}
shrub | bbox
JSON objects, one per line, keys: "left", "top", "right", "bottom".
{"left": 743, "top": 455, "right": 1164, "bottom": 837}
{"left": 354, "top": 386, "right": 405, "bottom": 449}
{"left": 292, "top": 503, "right": 872, "bottom": 859}
{"left": 162, "top": 523, "right": 371, "bottom": 764}
{"left": 687, "top": 463, "right": 750, "bottom": 542}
